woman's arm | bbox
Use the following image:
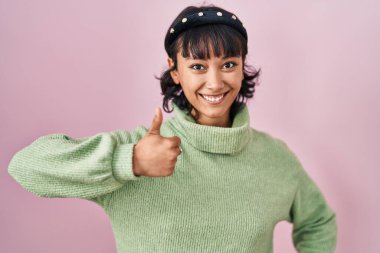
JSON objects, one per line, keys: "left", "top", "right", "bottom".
{"left": 289, "top": 166, "right": 338, "bottom": 253}
{"left": 7, "top": 127, "right": 147, "bottom": 207}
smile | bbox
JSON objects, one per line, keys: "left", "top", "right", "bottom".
{"left": 200, "top": 91, "right": 229, "bottom": 104}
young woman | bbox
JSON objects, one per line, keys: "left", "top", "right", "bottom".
{"left": 8, "top": 4, "right": 337, "bottom": 253}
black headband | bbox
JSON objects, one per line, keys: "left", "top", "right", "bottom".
{"left": 164, "top": 9, "right": 248, "bottom": 55}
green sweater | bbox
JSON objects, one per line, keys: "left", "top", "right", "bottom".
{"left": 8, "top": 102, "right": 337, "bottom": 253}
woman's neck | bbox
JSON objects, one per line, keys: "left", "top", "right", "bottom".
{"left": 191, "top": 109, "right": 232, "bottom": 128}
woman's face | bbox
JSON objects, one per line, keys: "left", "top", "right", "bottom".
{"left": 168, "top": 49, "right": 244, "bottom": 127}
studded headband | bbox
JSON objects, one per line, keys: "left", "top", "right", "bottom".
{"left": 164, "top": 9, "right": 248, "bottom": 55}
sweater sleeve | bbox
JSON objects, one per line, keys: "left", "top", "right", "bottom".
{"left": 7, "top": 127, "right": 147, "bottom": 207}
{"left": 288, "top": 162, "right": 338, "bottom": 253}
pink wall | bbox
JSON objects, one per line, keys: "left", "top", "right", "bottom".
{"left": 1, "top": 0, "right": 379, "bottom": 252}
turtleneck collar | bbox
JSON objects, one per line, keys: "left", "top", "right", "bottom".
{"left": 169, "top": 102, "right": 251, "bottom": 154}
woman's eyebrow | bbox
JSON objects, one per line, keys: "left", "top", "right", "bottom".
{"left": 222, "top": 55, "right": 241, "bottom": 59}
{"left": 184, "top": 56, "right": 240, "bottom": 60}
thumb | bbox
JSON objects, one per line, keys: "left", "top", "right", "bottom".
{"left": 148, "top": 107, "right": 163, "bottom": 135}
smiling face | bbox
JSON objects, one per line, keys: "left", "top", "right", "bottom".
{"left": 168, "top": 48, "right": 244, "bottom": 127}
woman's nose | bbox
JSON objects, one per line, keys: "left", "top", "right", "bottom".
{"left": 205, "top": 68, "right": 224, "bottom": 90}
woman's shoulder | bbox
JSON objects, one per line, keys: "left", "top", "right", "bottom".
{"left": 249, "top": 127, "right": 303, "bottom": 166}
{"left": 249, "top": 127, "right": 289, "bottom": 147}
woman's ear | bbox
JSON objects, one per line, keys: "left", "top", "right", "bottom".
{"left": 167, "top": 57, "right": 180, "bottom": 85}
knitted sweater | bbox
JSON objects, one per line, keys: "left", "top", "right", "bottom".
{"left": 7, "top": 102, "right": 337, "bottom": 253}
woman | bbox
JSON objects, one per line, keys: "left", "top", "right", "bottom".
{"left": 8, "top": 4, "right": 337, "bottom": 253}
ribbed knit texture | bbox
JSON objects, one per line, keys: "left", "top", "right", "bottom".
{"left": 8, "top": 102, "right": 337, "bottom": 253}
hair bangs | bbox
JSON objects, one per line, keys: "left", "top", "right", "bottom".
{"left": 177, "top": 24, "right": 246, "bottom": 60}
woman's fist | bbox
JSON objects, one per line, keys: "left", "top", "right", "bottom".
{"left": 132, "top": 107, "right": 181, "bottom": 177}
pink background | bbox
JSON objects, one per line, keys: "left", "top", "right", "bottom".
{"left": 1, "top": 0, "right": 379, "bottom": 252}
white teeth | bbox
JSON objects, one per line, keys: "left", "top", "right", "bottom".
{"left": 202, "top": 94, "right": 224, "bottom": 102}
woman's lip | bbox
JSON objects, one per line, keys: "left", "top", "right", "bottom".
{"left": 199, "top": 91, "right": 229, "bottom": 104}
{"left": 200, "top": 91, "right": 229, "bottom": 96}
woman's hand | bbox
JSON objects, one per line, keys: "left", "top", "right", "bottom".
{"left": 132, "top": 107, "right": 182, "bottom": 177}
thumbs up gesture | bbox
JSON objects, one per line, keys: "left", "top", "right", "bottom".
{"left": 132, "top": 107, "right": 182, "bottom": 177}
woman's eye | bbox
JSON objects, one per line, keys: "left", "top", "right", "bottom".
{"left": 223, "top": 62, "right": 236, "bottom": 69}
{"left": 190, "top": 64, "right": 205, "bottom": 71}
